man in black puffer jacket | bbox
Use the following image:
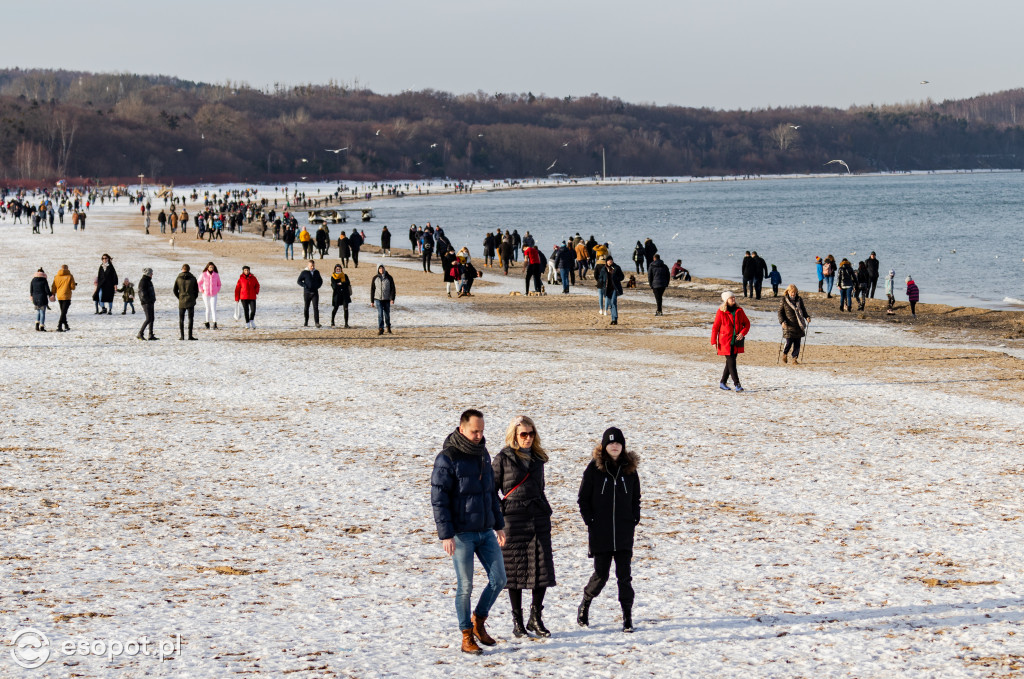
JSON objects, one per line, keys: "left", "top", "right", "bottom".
{"left": 431, "top": 409, "right": 507, "bottom": 655}
{"left": 866, "top": 251, "right": 880, "bottom": 298}
{"left": 647, "top": 254, "right": 670, "bottom": 316}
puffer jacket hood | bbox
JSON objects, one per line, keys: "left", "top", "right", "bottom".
{"left": 591, "top": 444, "right": 639, "bottom": 475}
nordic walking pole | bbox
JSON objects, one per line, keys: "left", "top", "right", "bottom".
{"left": 777, "top": 335, "right": 784, "bottom": 365}
{"left": 801, "top": 319, "right": 810, "bottom": 363}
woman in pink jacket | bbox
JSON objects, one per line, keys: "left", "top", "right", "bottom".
{"left": 197, "top": 262, "right": 222, "bottom": 329}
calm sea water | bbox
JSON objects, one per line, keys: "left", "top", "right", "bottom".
{"left": 328, "top": 172, "right": 1024, "bottom": 309}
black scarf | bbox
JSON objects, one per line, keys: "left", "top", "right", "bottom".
{"left": 447, "top": 429, "right": 488, "bottom": 457}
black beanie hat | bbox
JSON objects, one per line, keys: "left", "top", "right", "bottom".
{"left": 601, "top": 427, "right": 625, "bottom": 452}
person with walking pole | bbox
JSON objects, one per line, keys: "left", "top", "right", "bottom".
{"left": 778, "top": 284, "right": 810, "bottom": 364}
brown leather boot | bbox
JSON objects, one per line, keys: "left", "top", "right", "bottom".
{"left": 472, "top": 614, "right": 496, "bottom": 646}
{"left": 461, "top": 629, "right": 482, "bottom": 654}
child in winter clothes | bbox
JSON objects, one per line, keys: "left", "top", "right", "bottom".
{"left": 885, "top": 270, "right": 896, "bottom": 314}
{"left": 577, "top": 427, "right": 641, "bottom": 633}
{"left": 117, "top": 278, "right": 136, "bottom": 314}
{"left": 905, "top": 275, "right": 920, "bottom": 317}
{"left": 769, "top": 265, "right": 782, "bottom": 296}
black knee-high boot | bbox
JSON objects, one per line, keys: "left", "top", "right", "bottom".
{"left": 508, "top": 589, "right": 527, "bottom": 637}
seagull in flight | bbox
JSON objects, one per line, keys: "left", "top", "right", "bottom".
{"left": 430, "top": 143, "right": 438, "bottom": 148}
{"left": 789, "top": 125, "right": 800, "bottom": 130}
{"left": 300, "top": 158, "right": 308, "bottom": 162}
{"left": 546, "top": 160, "right": 557, "bottom": 171}
{"left": 477, "top": 134, "right": 484, "bottom": 137}
{"left": 562, "top": 142, "right": 569, "bottom": 147}
{"left": 375, "top": 129, "right": 382, "bottom": 136}
{"left": 176, "top": 148, "right": 184, "bottom": 152}
{"left": 920, "top": 80, "right": 930, "bottom": 84}
{"left": 325, "top": 147, "right": 348, "bottom": 153}
{"left": 825, "top": 159, "right": 851, "bottom": 174}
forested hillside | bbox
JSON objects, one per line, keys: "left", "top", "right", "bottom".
{"left": 2, "top": 68, "right": 1023, "bottom": 183}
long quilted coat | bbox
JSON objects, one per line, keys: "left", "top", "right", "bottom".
{"left": 492, "top": 446, "right": 556, "bottom": 590}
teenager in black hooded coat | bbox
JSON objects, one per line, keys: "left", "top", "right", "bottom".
{"left": 577, "top": 426, "right": 641, "bottom": 633}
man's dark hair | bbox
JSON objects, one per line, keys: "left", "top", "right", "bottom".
{"left": 653, "top": 254, "right": 660, "bottom": 261}
{"left": 460, "top": 408, "right": 484, "bottom": 424}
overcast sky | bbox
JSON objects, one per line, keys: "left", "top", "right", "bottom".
{"left": 6, "top": 0, "right": 1021, "bottom": 110}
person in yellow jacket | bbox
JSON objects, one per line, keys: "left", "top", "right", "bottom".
{"left": 298, "top": 226, "right": 313, "bottom": 259}
{"left": 50, "top": 264, "right": 77, "bottom": 332}
{"left": 593, "top": 243, "right": 610, "bottom": 264}
{"left": 575, "top": 240, "right": 590, "bottom": 281}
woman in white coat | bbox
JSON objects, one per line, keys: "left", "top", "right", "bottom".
{"left": 197, "top": 262, "right": 222, "bottom": 329}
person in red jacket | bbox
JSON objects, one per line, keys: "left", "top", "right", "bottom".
{"left": 234, "top": 266, "right": 260, "bottom": 329}
{"left": 522, "top": 245, "right": 542, "bottom": 294}
{"left": 711, "top": 291, "right": 750, "bottom": 392}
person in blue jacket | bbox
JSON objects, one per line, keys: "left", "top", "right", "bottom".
{"left": 769, "top": 264, "right": 782, "bottom": 297}
{"left": 431, "top": 409, "right": 507, "bottom": 655}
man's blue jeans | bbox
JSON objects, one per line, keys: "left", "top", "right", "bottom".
{"left": 598, "top": 287, "right": 606, "bottom": 312}
{"left": 452, "top": 531, "right": 507, "bottom": 631}
{"left": 607, "top": 290, "right": 619, "bottom": 322}
{"left": 284, "top": 243, "right": 294, "bottom": 259}
{"left": 559, "top": 268, "right": 571, "bottom": 293}
{"left": 375, "top": 300, "right": 391, "bottom": 329}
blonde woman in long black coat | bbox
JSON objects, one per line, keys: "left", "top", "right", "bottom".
{"left": 492, "top": 415, "right": 556, "bottom": 638}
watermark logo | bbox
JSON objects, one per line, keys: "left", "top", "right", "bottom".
{"left": 8, "top": 628, "right": 181, "bottom": 668}
{"left": 10, "top": 628, "right": 49, "bottom": 669}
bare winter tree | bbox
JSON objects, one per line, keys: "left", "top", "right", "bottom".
{"left": 768, "top": 123, "right": 798, "bottom": 151}
{"left": 148, "top": 155, "right": 164, "bottom": 182}
{"left": 53, "top": 114, "right": 77, "bottom": 177}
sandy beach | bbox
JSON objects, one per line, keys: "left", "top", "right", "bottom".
{"left": 2, "top": 192, "right": 1023, "bottom": 677}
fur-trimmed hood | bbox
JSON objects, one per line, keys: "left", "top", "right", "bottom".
{"left": 591, "top": 444, "right": 639, "bottom": 475}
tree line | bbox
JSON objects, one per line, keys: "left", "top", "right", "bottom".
{"left": 1, "top": 68, "right": 1023, "bottom": 184}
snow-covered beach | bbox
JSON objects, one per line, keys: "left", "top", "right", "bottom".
{"left": 2, "top": 195, "right": 1023, "bottom": 678}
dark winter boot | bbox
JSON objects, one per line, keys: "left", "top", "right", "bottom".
{"left": 471, "top": 614, "right": 496, "bottom": 646}
{"left": 204, "top": 322, "right": 210, "bottom": 329}
{"left": 577, "top": 594, "right": 593, "bottom": 627}
{"left": 527, "top": 604, "right": 550, "bottom": 637}
{"left": 213, "top": 322, "right": 218, "bottom": 329}
{"left": 460, "top": 629, "right": 482, "bottom": 655}
{"left": 622, "top": 605, "right": 634, "bottom": 633}
{"left": 35, "top": 322, "right": 39, "bottom": 331}
{"left": 511, "top": 608, "right": 527, "bottom": 638}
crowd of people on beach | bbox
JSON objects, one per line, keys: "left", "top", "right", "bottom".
{"left": 17, "top": 180, "right": 935, "bottom": 398}
{"left": 26, "top": 238, "right": 408, "bottom": 337}
{"left": 432, "top": 409, "right": 641, "bottom": 653}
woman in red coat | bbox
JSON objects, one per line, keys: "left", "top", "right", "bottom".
{"left": 711, "top": 291, "right": 750, "bottom": 392}
{"left": 234, "top": 266, "right": 260, "bottom": 329}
